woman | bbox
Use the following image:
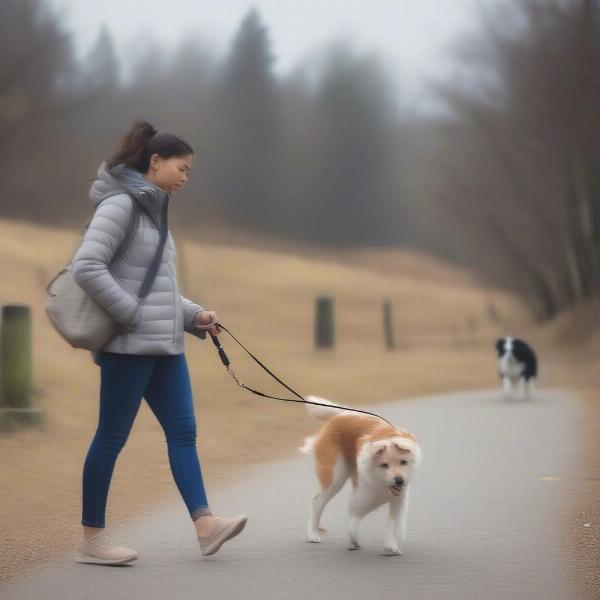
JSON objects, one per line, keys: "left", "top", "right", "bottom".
{"left": 72, "top": 120, "right": 247, "bottom": 565}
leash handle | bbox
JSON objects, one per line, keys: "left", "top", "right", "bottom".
{"left": 210, "top": 334, "right": 230, "bottom": 367}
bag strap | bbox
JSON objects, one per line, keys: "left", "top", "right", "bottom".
{"left": 137, "top": 196, "right": 169, "bottom": 300}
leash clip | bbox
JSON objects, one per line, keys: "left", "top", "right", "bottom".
{"left": 226, "top": 366, "right": 245, "bottom": 388}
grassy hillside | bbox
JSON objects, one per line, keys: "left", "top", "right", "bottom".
{"left": 0, "top": 218, "right": 527, "bottom": 583}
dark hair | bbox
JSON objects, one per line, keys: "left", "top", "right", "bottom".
{"left": 106, "top": 119, "right": 194, "bottom": 172}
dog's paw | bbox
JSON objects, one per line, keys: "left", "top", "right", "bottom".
{"left": 348, "top": 540, "right": 362, "bottom": 551}
{"left": 383, "top": 546, "right": 402, "bottom": 556}
{"left": 306, "top": 533, "right": 322, "bottom": 543}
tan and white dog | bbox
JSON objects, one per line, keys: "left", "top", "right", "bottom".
{"left": 299, "top": 396, "right": 421, "bottom": 555}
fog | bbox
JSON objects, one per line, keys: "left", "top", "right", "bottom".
{"left": 2, "top": 0, "right": 599, "bottom": 319}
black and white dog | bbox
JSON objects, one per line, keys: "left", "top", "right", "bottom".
{"left": 495, "top": 336, "right": 537, "bottom": 399}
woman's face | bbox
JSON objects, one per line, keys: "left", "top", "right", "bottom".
{"left": 146, "top": 153, "right": 193, "bottom": 194}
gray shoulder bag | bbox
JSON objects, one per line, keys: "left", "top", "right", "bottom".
{"left": 45, "top": 193, "right": 167, "bottom": 352}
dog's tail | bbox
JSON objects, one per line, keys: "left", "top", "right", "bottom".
{"left": 299, "top": 396, "right": 347, "bottom": 455}
{"left": 299, "top": 435, "right": 317, "bottom": 454}
{"left": 304, "top": 395, "right": 347, "bottom": 421}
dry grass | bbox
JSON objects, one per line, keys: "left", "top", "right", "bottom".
{"left": 0, "top": 218, "right": 528, "bottom": 584}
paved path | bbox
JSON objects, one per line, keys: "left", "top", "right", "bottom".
{"left": 1, "top": 389, "right": 584, "bottom": 600}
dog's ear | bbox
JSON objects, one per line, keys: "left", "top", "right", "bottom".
{"left": 392, "top": 442, "right": 411, "bottom": 454}
{"left": 402, "top": 430, "right": 417, "bottom": 441}
{"left": 371, "top": 445, "right": 386, "bottom": 458}
{"left": 495, "top": 338, "right": 504, "bottom": 354}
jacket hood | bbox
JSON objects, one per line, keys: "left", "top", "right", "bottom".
{"left": 89, "top": 161, "right": 169, "bottom": 227}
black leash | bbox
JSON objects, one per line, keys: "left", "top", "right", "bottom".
{"left": 201, "top": 323, "right": 394, "bottom": 427}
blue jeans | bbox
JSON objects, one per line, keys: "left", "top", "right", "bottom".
{"left": 81, "top": 352, "right": 211, "bottom": 528}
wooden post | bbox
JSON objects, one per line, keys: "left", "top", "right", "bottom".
{"left": 487, "top": 302, "right": 504, "bottom": 329}
{"left": 383, "top": 300, "right": 395, "bottom": 350}
{"left": 0, "top": 305, "right": 43, "bottom": 431}
{"left": 315, "top": 296, "right": 334, "bottom": 348}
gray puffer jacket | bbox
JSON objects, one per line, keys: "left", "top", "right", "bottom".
{"left": 72, "top": 161, "right": 205, "bottom": 355}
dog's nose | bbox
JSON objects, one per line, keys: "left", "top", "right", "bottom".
{"left": 394, "top": 476, "right": 405, "bottom": 487}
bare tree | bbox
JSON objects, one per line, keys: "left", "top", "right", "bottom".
{"left": 426, "top": 0, "right": 600, "bottom": 319}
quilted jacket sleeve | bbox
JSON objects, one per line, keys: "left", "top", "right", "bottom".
{"left": 72, "top": 194, "right": 140, "bottom": 330}
{"left": 181, "top": 296, "right": 205, "bottom": 334}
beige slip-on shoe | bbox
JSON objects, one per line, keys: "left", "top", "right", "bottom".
{"left": 197, "top": 515, "right": 248, "bottom": 556}
{"left": 76, "top": 529, "right": 138, "bottom": 565}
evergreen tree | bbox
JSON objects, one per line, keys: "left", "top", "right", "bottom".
{"left": 211, "top": 8, "right": 283, "bottom": 229}
{"left": 0, "top": 0, "right": 78, "bottom": 150}
{"left": 309, "top": 45, "right": 398, "bottom": 245}
{"left": 84, "top": 25, "right": 120, "bottom": 92}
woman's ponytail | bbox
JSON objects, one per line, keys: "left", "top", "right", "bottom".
{"left": 106, "top": 119, "right": 193, "bottom": 173}
{"left": 106, "top": 120, "right": 158, "bottom": 171}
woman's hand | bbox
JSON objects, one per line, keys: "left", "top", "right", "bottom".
{"left": 194, "top": 310, "right": 222, "bottom": 336}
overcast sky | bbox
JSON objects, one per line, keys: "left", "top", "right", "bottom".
{"left": 49, "top": 0, "right": 505, "bottom": 106}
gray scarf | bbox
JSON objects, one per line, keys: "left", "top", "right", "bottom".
{"left": 89, "top": 161, "right": 169, "bottom": 231}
